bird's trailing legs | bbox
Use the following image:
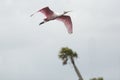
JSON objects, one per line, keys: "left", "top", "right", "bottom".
{"left": 39, "top": 21, "right": 45, "bottom": 25}
{"left": 39, "top": 19, "right": 49, "bottom": 26}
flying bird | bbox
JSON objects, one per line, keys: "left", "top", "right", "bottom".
{"left": 31, "top": 6, "right": 73, "bottom": 34}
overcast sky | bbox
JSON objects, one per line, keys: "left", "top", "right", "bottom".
{"left": 0, "top": 0, "right": 120, "bottom": 80}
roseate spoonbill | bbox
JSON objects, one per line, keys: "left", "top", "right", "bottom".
{"left": 31, "top": 6, "right": 73, "bottom": 34}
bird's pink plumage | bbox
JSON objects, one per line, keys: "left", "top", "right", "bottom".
{"left": 39, "top": 7, "right": 54, "bottom": 18}
{"left": 57, "top": 16, "right": 73, "bottom": 33}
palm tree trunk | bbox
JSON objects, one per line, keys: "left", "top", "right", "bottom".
{"left": 70, "top": 57, "right": 83, "bottom": 80}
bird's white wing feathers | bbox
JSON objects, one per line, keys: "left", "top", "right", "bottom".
{"left": 57, "top": 15, "right": 73, "bottom": 34}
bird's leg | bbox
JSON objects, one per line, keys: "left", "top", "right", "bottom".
{"left": 39, "top": 21, "right": 45, "bottom": 25}
{"left": 39, "top": 21, "right": 44, "bottom": 25}
{"left": 39, "top": 18, "right": 49, "bottom": 26}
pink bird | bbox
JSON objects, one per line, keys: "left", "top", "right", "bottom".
{"left": 31, "top": 6, "right": 73, "bottom": 34}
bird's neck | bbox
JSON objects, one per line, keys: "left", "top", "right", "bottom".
{"left": 63, "top": 12, "right": 67, "bottom": 15}
{"left": 60, "top": 12, "right": 66, "bottom": 16}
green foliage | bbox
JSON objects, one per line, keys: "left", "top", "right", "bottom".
{"left": 58, "top": 47, "right": 78, "bottom": 65}
{"left": 90, "top": 77, "right": 103, "bottom": 80}
{"left": 59, "top": 47, "right": 78, "bottom": 58}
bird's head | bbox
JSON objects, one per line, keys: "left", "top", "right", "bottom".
{"left": 63, "top": 11, "right": 71, "bottom": 14}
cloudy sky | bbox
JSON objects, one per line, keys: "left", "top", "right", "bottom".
{"left": 0, "top": 0, "right": 120, "bottom": 80}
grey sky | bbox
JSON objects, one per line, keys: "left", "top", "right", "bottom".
{"left": 0, "top": 0, "right": 120, "bottom": 80}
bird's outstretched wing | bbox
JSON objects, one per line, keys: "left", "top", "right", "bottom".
{"left": 57, "top": 15, "right": 73, "bottom": 34}
{"left": 39, "top": 7, "right": 54, "bottom": 18}
{"left": 30, "top": 7, "right": 54, "bottom": 18}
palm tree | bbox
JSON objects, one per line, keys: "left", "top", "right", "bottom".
{"left": 58, "top": 47, "right": 83, "bottom": 80}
